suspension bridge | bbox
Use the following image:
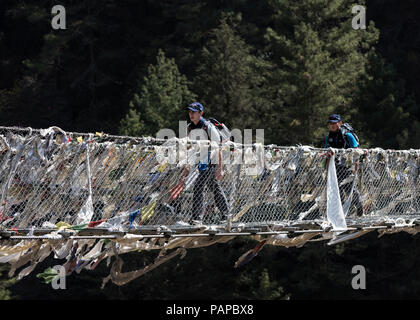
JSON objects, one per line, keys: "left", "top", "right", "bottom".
{"left": 1, "top": 126, "right": 419, "bottom": 286}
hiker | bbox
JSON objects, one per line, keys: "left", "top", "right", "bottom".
{"left": 325, "top": 114, "right": 364, "bottom": 216}
{"left": 325, "top": 114, "right": 359, "bottom": 149}
{"left": 184, "top": 102, "right": 228, "bottom": 223}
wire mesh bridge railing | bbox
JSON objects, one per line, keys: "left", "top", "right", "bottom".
{"left": 1, "top": 125, "right": 420, "bottom": 230}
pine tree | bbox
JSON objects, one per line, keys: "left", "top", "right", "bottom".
{"left": 120, "top": 49, "right": 196, "bottom": 137}
{"left": 194, "top": 13, "right": 272, "bottom": 133}
{"left": 251, "top": 268, "right": 290, "bottom": 300}
{"left": 353, "top": 52, "right": 420, "bottom": 149}
{"left": 264, "top": 0, "right": 379, "bottom": 146}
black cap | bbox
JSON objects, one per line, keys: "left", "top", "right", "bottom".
{"left": 328, "top": 114, "right": 341, "bottom": 123}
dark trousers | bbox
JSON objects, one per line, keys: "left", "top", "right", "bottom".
{"left": 336, "top": 163, "right": 363, "bottom": 216}
{"left": 192, "top": 165, "right": 228, "bottom": 220}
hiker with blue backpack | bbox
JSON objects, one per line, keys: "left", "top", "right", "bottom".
{"left": 325, "top": 114, "right": 359, "bottom": 149}
{"left": 325, "top": 114, "right": 364, "bottom": 216}
{"left": 184, "top": 102, "right": 229, "bottom": 223}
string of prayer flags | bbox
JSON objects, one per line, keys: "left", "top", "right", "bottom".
{"left": 234, "top": 240, "right": 267, "bottom": 268}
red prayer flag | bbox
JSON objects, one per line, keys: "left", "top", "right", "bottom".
{"left": 88, "top": 219, "right": 106, "bottom": 228}
{"left": 170, "top": 178, "right": 185, "bottom": 200}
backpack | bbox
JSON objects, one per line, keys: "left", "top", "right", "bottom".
{"left": 340, "top": 123, "right": 360, "bottom": 147}
{"left": 188, "top": 117, "right": 231, "bottom": 143}
{"left": 207, "top": 117, "right": 231, "bottom": 142}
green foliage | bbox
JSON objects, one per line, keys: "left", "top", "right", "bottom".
{"left": 354, "top": 52, "right": 419, "bottom": 149}
{"left": 118, "top": 109, "right": 144, "bottom": 137}
{"left": 0, "top": 265, "right": 17, "bottom": 300}
{"left": 36, "top": 267, "right": 58, "bottom": 284}
{"left": 194, "top": 13, "right": 272, "bottom": 131}
{"left": 244, "top": 268, "right": 290, "bottom": 300}
{"left": 0, "top": 0, "right": 418, "bottom": 148}
{"left": 120, "top": 50, "right": 196, "bottom": 137}
{"left": 264, "top": 0, "right": 380, "bottom": 146}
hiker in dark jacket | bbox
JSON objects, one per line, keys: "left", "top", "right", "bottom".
{"left": 325, "top": 114, "right": 363, "bottom": 216}
{"left": 325, "top": 114, "right": 359, "bottom": 148}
